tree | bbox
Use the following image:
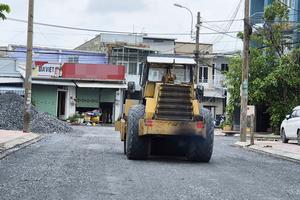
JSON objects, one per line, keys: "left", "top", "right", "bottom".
{"left": 0, "top": 3, "right": 10, "bottom": 20}
{"left": 225, "top": 0, "right": 300, "bottom": 133}
{"left": 225, "top": 54, "right": 242, "bottom": 126}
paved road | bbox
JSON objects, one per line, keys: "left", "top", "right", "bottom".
{"left": 0, "top": 126, "right": 300, "bottom": 200}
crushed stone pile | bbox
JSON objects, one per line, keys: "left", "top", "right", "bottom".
{"left": 0, "top": 93, "right": 72, "bottom": 133}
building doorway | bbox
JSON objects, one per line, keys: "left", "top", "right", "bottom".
{"left": 100, "top": 103, "right": 113, "bottom": 124}
{"left": 57, "top": 90, "right": 67, "bottom": 119}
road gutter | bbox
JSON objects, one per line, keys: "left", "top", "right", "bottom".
{"left": 0, "top": 132, "right": 42, "bottom": 159}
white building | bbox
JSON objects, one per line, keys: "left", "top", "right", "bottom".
{"left": 143, "top": 37, "right": 176, "bottom": 54}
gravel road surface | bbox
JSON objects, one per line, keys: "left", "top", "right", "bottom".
{"left": 0, "top": 126, "right": 300, "bottom": 200}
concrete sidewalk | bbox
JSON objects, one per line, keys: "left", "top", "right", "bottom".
{"left": 215, "top": 129, "right": 281, "bottom": 140}
{"left": 235, "top": 140, "right": 300, "bottom": 162}
{"left": 0, "top": 130, "right": 40, "bottom": 156}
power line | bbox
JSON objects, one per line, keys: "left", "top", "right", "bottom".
{"left": 7, "top": 17, "right": 135, "bottom": 35}
{"left": 147, "top": 31, "right": 241, "bottom": 36}
{"left": 202, "top": 19, "right": 243, "bottom": 23}
{"left": 0, "top": 48, "right": 238, "bottom": 59}
{"left": 6, "top": 17, "right": 241, "bottom": 36}
{"left": 0, "top": 49, "right": 106, "bottom": 56}
{"left": 199, "top": 0, "right": 243, "bottom": 53}
{"left": 201, "top": 24, "right": 238, "bottom": 39}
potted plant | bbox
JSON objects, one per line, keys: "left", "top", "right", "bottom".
{"left": 67, "top": 114, "right": 81, "bottom": 125}
{"left": 222, "top": 120, "right": 232, "bottom": 131}
{"left": 223, "top": 100, "right": 234, "bottom": 131}
{"left": 78, "top": 113, "right": 84, "bottom": 124}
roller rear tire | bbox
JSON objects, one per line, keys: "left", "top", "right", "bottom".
{"left": 187, "top": 108, "right": 214, "bottom": 162}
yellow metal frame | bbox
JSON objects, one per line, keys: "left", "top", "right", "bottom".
{"left": 144, "top": 82, "right": 155, "bottom": 98}
{"left": 115, "top": 120, "right": 121, "bottom": 131}
{"left": 192, "top": 100, "right": 200, "bottom": 116}
{"left": 144, "top": 83, "right": 161, "bottom": 119}
{"left": 118, "top": 119, "right": 126, "bottom": 141}
{"left": 139, "top": 119, "right": 206, "bottom": 137}
{"left": 124, "top": 99, "right": 139, "bottom": 117}
{"left": 116, "top": 80, "right": 204, "bottom": 142}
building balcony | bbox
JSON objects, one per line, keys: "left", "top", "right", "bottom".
{"left": 199, "top": 75, "right": 226, "bottom": 89}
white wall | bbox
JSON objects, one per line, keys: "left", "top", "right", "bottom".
{"left": 101, "top": 33, "right": 143, "bottom": 45}
{"left": 66, "top": 86, "right": 76, "bottom": 118}
{"left": 114, "top": 89, "right": 124, "bottom": 122}
{"left": 202, "top": 99, "right": 224, "bottom": 117}
{"left": 212, "top": 55, "right": 229, "bottom": 89}
{"left": 126, "top": 74, "right": 141, "bottom": 91}
{"left": 143, "top": 38, "right": 175, "bottom": 54}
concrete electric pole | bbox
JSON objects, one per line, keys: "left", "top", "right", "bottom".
{"left": 195, "top": 12, "right": 201, "bottom": 83}
{"left": 240, "top": 0, "right": 250, "bottom": 142}
{"left": 23, "top": 0, "right": 34, "bottom": 133}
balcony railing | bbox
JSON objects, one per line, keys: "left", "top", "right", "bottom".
{"left": 213, "top": 75, "right": 226, "bottom": 88}
{"left": 198, "top": 75, "right": 226, "bottom": 88}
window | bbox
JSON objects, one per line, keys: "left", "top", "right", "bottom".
{"left": 152, "top": 39, "right": 164, "bottom": 43}
{"left": 68, "top": 56, "right": 79, "bottom": 63}
{"left": 221, "top": 64, "right": 228, "bottom": 72}
{"left": 296, "top": 110, "right": 300, "bottom": 117}
{"left": 199, "top": 66, "right": 208, "bottom": 83}
{"left": 128, "top": 62, "right": 137, "bottom": 75}
{"left": 171, "top": 65, "right": 191, "bottom": 84}
{"left": 148, "top": 67, "right": 166, "bottom": 82}
{"left": 281, "top": 0, "right": 292, "bottom": 7}
{"left": 148, "top": 65, "right": 191, "bottom": 83}
{"left": 291, "top": 110, "right": 297, "bottom": 118}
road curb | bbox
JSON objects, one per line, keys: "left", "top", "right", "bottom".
{"left": 232, "top": 143, "right": 300, "bottom": 164}
{"left": 215, "top": 133, "right": 281, "bottom": 141}
{"left": 0, "top": 135, "right": 42, "bottom": 159}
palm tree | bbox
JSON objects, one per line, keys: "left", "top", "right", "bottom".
{"left": 0, "top": 4, "right": 10, "bottom": 20}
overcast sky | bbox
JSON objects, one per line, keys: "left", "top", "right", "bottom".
{"left": 0, "top": 0, "right": 244, "bottom": 53}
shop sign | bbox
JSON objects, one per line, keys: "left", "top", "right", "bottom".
{"left": 33, "top": 61, "right": 61, "bottom": 78}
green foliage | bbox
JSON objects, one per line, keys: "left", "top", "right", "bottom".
{"left": 221, "top": 120, "right": 232, "bottom": 128}
{"left": 67, "top": 114, "right": 81, "bottom": 123}
{"left": 237, "top": 32, "right": 244, "bottom": 40}
{"left": 226, "top": 0, "right": 300, "bottom": 131}
{"left": 264, "top": 0, "right": 289, "bottom": 22}
{"left": 225, "top": 55, "right": 242, "bottom": 125}
{"left": 0, "top": 4, "right": 10, "bottom": 20}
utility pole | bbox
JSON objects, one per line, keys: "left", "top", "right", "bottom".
{"left": 195, "top": 12, "right": 201, "bottom": 84}
{"left": 23, "top": 0, "right": 34, "bottom": 133}
{"left": 240, "top": 0, "right": 250, "bottom": 142}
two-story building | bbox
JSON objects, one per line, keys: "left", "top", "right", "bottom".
{"left": 174, "top": 42, "right": 227, "bottom": 119}
{"left": 0, "top": 45, "right": 126, "bottom": 123}
{"left": 76, "top": 33, "right": 156, "bottom": 98}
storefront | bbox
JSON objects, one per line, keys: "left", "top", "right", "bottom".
{"left": 28, "top": 62, "right": 126, "bottom": 123}
{"left": 30, "top": 80, "right": 76, "bottom": 119}
{"left": 31, "top": 82, "right": 126, "bottom": 123}
{"left": 1, "top": 46, "right": 128, "bottom": 123}
{"left": 75, "top": 87, "right": 123, "bottom": 124}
